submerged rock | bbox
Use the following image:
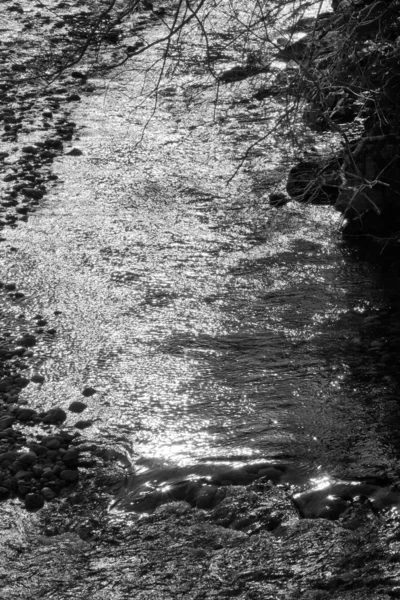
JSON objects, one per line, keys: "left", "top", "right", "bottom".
{"left": 42, "top": 407, "right": 67, "bottom": 424}
{"left": 66, "top": 147, "right": 83, "bottom": 156}
{"left": 82, "top": 387, "right": 96, "bottom": 397}
{"left": 15, "top": 334, "right": 36, "bottom": 347}
{"left": 68, "top": 401, "right": 87, "bottom": 413}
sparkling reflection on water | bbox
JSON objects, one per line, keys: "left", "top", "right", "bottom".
{"left": 1, "top": 13, "right": 399, "bottom": 502}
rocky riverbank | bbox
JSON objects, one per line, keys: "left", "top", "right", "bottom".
{"left": 284, "top": 0, "right": 400, "bottom": 245}
{"left": 0, "top": 0, "right": 149, "bottom": 511}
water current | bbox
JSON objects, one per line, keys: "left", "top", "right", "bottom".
{"left": 2, "top": 4, "right": 400, "bottom": 515}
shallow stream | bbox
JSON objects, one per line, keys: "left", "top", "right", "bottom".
{"left": 2, "top": 15, "right": 400, "bottom": 508}
{"left": 2, "top": 3, "right": 400, "bottom": 597}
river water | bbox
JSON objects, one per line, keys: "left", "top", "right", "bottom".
{"left": 2, "top": 6, "right": 400, "bottom": 509}
{"left": 2, "top": 2, "right": 400, "bottom": 598}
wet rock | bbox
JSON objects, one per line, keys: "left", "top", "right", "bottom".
{"left": 0, "top": 451, "right": 17, "bottom": 468}
{"left": 12, "top": 346, "right": 27, "bottom": 356}
{"left": 15, "top": 334, "right": 36, "bottom": 347}
{"left": 18, "top": 481, "right": 31, "bottom": 496}
{"left": 41, "top": 486, "right": 56, "bottom": 500}
{"left": 18, "top": 452, "right": 37, "bottom": 466}
{"left": 66, "top": 148, "right": 83, "bottom": 156}
{"left": 66, "top": 93, "right": 81, "bottom": 102}
{"left": 62, "top": 448, "right": 79, "bottom": 467}
{"left": 14, "top": 469, "right": 33, "bottom": 481}
{"left": 31, "top": 374, "right": 45, "bottom": 384}
{"left": 22, "top": 146, "right": 38, "bottom": 154}
{"left": 166, "top": 480, "right": 189, "bottom": 501}
{"left": 68, "top": 401, "right": 87, "bottom": 413}
{"left": 40, "top": 150, "right": 56, "bottom": 160}
{"left": 21, "top": 188, "right": 43, "bottom": 199}
{"left": 60, "top": 469, "right": 78, "bottom": 482}
{"left": 45, "top": 139, "right": 63, "bottom": 150}
{"left": 184, "top": 481, "right": 202, "bottom": 504}
{"left": 42, "top": 407, "right": 67, "bottom": 424}
{"left": 25, "top": 492, "right": 44, "bottom": 510}
{"left": 0, "top": 415, "right": 15, "bottom": 430}
{"left": 74, "top": 419, "right": 93, "bottom": 430}
{"left": 82, "top": 387, "right": 96, "bottom": 397}
{"left": 17, "top": 407, "right": 36, "bottom": 421}
{"left": 71, "top": 71, "right": 87, "bottom": 80}
{"left": 218, "top": 64, "right": 265, "bottom": 83}
{"left": 14, "top": 377, "right": 30, "bottom": 388}
{"left": 195, "top": 484, "right": 219, "bottom": 509}
{"left": 43, "top": 437, "right": 61, "bottom": 450}
{"left": 32, "top": 465, "right": 43, "bottom": 477}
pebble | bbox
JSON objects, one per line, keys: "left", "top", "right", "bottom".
{"left": 30, "top": 374, "right": 45, "bottom": 384}
{"left": 18, "top": 452, "right": 37, "bottom": 465}
{"left": 29, "top": 444, "right": 47, "bottom": 457}
{"left": 41, "top": 486, "right": 56, "bottom": 500}
{"left": 14, "top": 377, "right": 30, "bottom": 388}
{"left": 14, "top": 469, "right": 32, "bottom": 481}
{"left": 40, "top": 150, "right": 56, "bottom": 160}
{"left": 0, "top": 452, "right": 17, "bottom": 468}
{"left": 43, "top": 438, "right": 61, "bottom": 450}
{"left": 60, "top": 469, "right": 78, "bottom": 482}
{"left": 18, "top": 481, "right": 31, "bottom": 496}
{"left": 62, "top": 448, "right": 79, "bottom": 467}
{"left": 21, "top": 187, "right": 43, "bottom": 199}
{"left": 21, "top": 146, "right": 38, "bottom": 154}
{"left": 42, "top": 407, "right": 67, "bottom": 424}
{"left": 68, "top": 401, "right": 87, "bottom": 413}
{"left": 17, "top": 407, "right": 36, "bottom": 421}
{"left": 82, "top": 386, "right": 96, "bottom": 397}
{"left": 74, "top": 419, "right": 92, "bottom": 430}
{"left": 66, "top": 93, "right": 81, "bottom": 102}
{"left": 0, "top": 416, "right": 15, "bottom": 430}
{"left": 66, "top": 147, "right": 83, "bottom": 156}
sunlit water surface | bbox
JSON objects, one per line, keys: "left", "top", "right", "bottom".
{"left": 1, "top": 4, "right": 400, "bottom": 506}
